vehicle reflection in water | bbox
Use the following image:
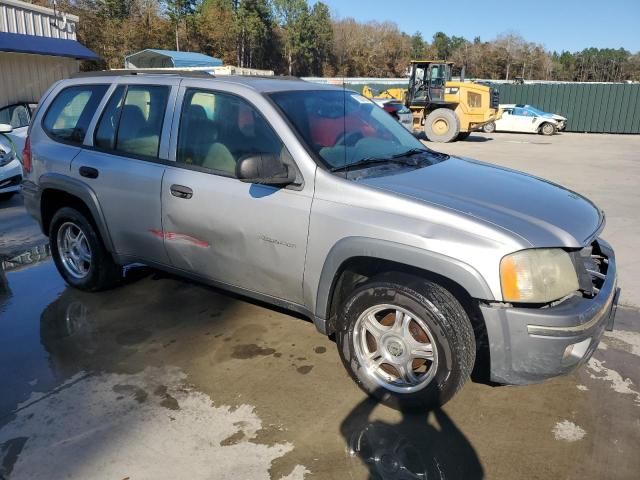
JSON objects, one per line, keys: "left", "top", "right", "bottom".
{"left": 0, "top": 245, "right": 66, "bottom": 418}
{"left": 341, "top": 396, "right": 484, "bottom": 480}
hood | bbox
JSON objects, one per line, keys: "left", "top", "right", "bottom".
{"left": 359, "top": 157, "right": 603, "bottom": 248}
{"left": 545, "top": 113, "right": 567, "bottom": 121}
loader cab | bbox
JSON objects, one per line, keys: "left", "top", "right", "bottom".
{"left": 408, "top": 61, "right": 453, "bottom": 107}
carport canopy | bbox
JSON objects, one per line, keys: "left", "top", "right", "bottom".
{"left": 124, "top": 49, "right": 223, "bottom": 69}
{"left": 0, "top": 31, "right": 100, "bottom": 60}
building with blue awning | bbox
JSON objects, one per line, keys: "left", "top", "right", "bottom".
{"left": 0, "top": 0, "right": 100, "bottom": 108}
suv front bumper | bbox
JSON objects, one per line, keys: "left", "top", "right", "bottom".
{"left": 480, "top": 239, "right": 619, "bottom": 385}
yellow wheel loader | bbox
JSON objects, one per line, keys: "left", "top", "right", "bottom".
{"left": 363, "top": 61, "right": 500, "bottom": 142}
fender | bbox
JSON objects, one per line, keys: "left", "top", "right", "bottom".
{"left": 313, "top": 236, "right": 494, "bottom": 334}
{"left": 38, "top": 173, "right": 115, "bottom": 253}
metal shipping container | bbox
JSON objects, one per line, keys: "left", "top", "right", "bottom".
{"left": 496, "top": 83, "right": 640, "bottom": 134}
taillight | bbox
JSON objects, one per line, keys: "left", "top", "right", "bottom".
{"left": 22, "top": 136, "right": 31, "bottom": 173}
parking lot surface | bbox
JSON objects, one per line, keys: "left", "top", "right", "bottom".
{"left": 1, "top": 132, "right": 639, "bottom": 479}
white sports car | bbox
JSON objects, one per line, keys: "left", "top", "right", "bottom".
{"left": 483, "top": 104, "right": 566, "bottom": 135}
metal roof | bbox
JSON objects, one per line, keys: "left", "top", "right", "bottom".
{"left": 70, "top": 71, "right": 342, "bottom": 93}
{"left": 0, "top": 31, "right": 99, "bottom": 60}
{"left": 124, "top": 49, "right": 223, "bottom": 69}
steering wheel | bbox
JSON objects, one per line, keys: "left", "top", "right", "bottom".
{"left": 335, "top": 131, "right": 363, "bottom": 147}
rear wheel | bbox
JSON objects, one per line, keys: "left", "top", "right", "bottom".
{"left": 336, "top": 273, "right": 476, "bottom": 410}
{"left": 482, "top": 122, "right": 496, "bottom": 134}
{"left": 50, "top": 207, "right": 122, "bottom": 291}
{"left": 540, "top": 122, "right": 556, "bottom": 136}
{"left": 424, "top": 108, "right": 459, "bottom": 143}
{"left": 456, "top": 132, "right": 471, "bottom": 141}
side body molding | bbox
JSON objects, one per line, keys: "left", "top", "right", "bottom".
{"left": 38, "top": 173, "right": 115, "bottom": 253}
{"left": 312, "top": 236, "right": 495, "bottom": 334}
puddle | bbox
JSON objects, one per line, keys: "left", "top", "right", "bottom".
{"left": 0, "top": 251, "right": 66, "bottom": 420}
{"left": 0, "top": 366, "right": 308, "bottom": 480}
{"left": 0, "top": 251, "right": 311, "bottom": 479}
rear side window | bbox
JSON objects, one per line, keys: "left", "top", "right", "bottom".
{"left": 94, "top": 85, "right": 169, "bottom": 158}
{"left": 43, "top": 85, "right": 108, "bottom": 144}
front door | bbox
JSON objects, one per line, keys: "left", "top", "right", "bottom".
{"left": 161, "top": 88, "right": 312, "bottom": 305}
{"left": 428, "top": 64, "right": 446, "bottom": 103}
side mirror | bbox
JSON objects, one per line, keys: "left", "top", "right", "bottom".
{"left": 236, "top": 153, "right": 296, "bottom": 186}
{"left": 0, "top": 124, "right": 13, "bottom": 134}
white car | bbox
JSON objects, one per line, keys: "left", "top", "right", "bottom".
{"left": 372, "top": 98, "right": 413, "bottom": 132}
{"left": 0, "top": 103, "right": 34, "bottom": 200}
{"left": 483, "top": 104, "right": 563, "bottom": 136}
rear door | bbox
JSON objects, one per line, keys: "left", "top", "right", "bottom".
{"left": 69, "top": 78, "right": 179, "bottom": 265}
{"left": 160, "top": 83, "right": 313, "bottom": 305}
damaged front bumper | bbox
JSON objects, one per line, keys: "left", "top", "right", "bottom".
{"left": 480, "top": 239, "right": 619, "bottom": 385}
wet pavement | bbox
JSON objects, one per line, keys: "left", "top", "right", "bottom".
{"left": 1, "top": 247, "right": 639, "bottom": 479}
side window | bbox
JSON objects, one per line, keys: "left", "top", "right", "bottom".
{"left": 177, "top": 89, "right": 283, "bottom": 176}
{"left": 43, "top": 85, "right": 108, "bottom": 144}
{"left": 94, "top": 85, "right": 169, "bottom": 158}
{"left": 0, "top": 104, "right": 30, "bottom": 129}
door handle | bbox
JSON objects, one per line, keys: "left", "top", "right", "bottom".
{"left": 170, "top": 184, "right": 193, "bottom": 199}
{"left": 79, "top": 166, "right": 99, "bottom": 179}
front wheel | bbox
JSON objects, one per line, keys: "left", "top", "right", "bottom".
{"left": 336, "top": 274, "right": 476, "bottom": 410}
{"left": 424, "top": 108, "right": 460, "bottom": 143}
{"left": 540, "top": 122, "right": 556, "bottom": 136}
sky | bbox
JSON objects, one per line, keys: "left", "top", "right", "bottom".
{"left": 316, "top": 0, "right": 640, "bottom": 53}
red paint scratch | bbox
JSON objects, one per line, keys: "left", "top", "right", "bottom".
{"left": 148, "top": 229, "right": 209, "bottom": 247}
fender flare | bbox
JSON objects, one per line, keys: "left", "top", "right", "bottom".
{"left": 313, "top": 237, "right": 494, "bottom": 334}
{"left": 39, "top": 173, "right": 115, "bottom": 252}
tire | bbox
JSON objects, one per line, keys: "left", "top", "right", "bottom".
{"left": 456, "top": 131, "right": 471, "bottom": 141}
{"left": 336, "top": 273, "right": 476, "bottom": 410}
{"left": 0, "top": 192, "right": 15, "bottom": 201}
{"left": 482, "top": 122, "right": 496, "bottom": 134}
{"left": 424, "top": 108, "right": 459, "bottom": 143}
{"left": 540, "top": 122, "right": 556, "bottom": 136}
{"left": 50, "top": 207, "right": 122, "bottom": 291}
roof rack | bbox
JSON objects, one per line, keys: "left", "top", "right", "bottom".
{"left": 72, "top": 69, "right": 214, "bottom": 79}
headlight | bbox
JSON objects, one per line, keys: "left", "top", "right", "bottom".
{"left": 0, "top": 144, "right": 15, "bottom": 167}
{"left": 500, "top": 249, "right": 578, "bottom": 303}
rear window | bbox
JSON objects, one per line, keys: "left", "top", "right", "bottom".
{"left": 43, "top": 85, "right": 108, "bottom": 144}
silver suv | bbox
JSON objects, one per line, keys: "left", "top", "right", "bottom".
{"left": 22, "top": 72, "right": 619, "bottom": 409}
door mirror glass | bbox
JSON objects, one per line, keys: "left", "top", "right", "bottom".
{"left": 236, "top": 153, "right": 296, "bottom": 186}
{"left": 0, "top": 123, "right": 13, "bottom": 133}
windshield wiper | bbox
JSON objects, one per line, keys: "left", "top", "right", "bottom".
{"left": 390, "top": 148, "right": 429, "bottom": 158}
{"left": 330, "top": 148, "right": 447, "bottom": 173}
{"left": 330, "top": 156, "right": 415, "bottom": 172}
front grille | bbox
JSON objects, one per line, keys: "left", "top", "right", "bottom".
{"left": 572, "top": 241, "right": 607, "bottom": 297}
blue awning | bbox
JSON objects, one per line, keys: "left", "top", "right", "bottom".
{"left": 125, "top": 49, "right": 222, "bottom": 69}
{"left": 0, "top": 32, "right": 100, "bottom": 61}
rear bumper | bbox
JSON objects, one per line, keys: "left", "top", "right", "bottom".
{"left": 480, "top": 239, "right": 619, "bottom": 385}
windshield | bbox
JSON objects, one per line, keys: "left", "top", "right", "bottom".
{"left": 269, "top": 90, "right": 433, "bottom": 171}
{"left": 525, "top": 106, "right": 549, "bottom": 116}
